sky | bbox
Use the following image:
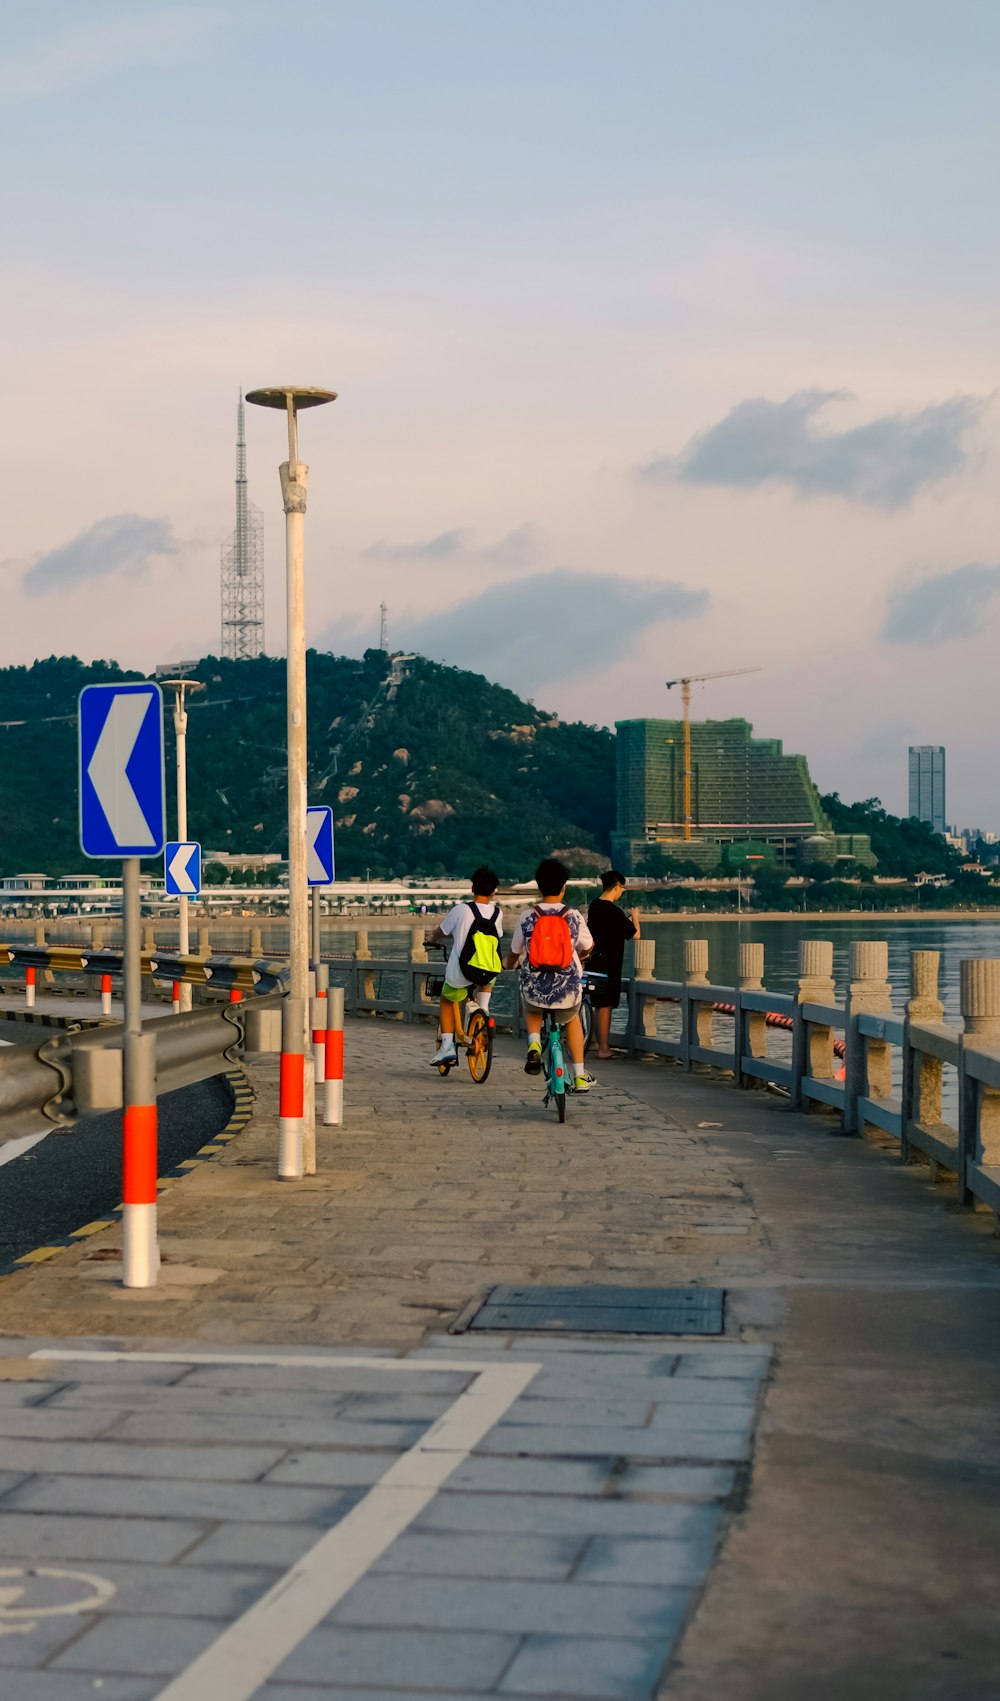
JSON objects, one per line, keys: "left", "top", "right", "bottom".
{"left": 3, "top": 0, "right": 1000, "bottom": 827}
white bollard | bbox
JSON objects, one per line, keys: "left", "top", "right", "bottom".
{"left": 100, "top": 973, "right": 112, "bottom": 1018}
{"left": 323, "top": 985, "right": 345, "bottom": 1126}
{"left": 25, "top": 966, "right": 36, "bottom": 1010}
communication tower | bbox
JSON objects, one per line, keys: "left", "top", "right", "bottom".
{"left": 220, "top": 391, "right": 265, "bottom": 659}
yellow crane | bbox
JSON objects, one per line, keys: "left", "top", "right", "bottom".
{"left": 664, "top": 668, "right": 762, "bottom": 840}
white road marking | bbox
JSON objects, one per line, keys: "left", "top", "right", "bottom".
{"left": 30, "top": 1347, "right": 539, "bottom": 1701}
{"left": 0, "top": 1130, "right": 48, "bottom": 1168}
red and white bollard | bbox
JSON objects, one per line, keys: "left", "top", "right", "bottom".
{"left": 100, "top": 973, "right": 113, "bottom": 1018}
{"left": 25, "top": 965, "right": 35, "bottom": 1010}
{"left": 323, "top": 985, "right": 344, "bottom": 1126}
{"left": 311, "top": 961, "right": 328, "bottom": 1083}
{"left": 123, "top": 1030, "right": 159, "bottom": 1288}
{"left": 172, "top": 980, "right": 181, "bottom": 1015}
{"left": 279, "top": 996, "right": 305, "bottom": 1179}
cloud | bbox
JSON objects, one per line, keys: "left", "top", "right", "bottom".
{"left": 322, "top": 570, "right": 708, "bottom": 690}
{"left": 23, "top": 514, "right": 181, "bottom": 596}
{"left": 881, "top": 563, "right": 1000, "bottom": 644}
{"left": 640, "top": 390, "right": 986, "bottom": 509}
{"left": 0, "top": 9, "right": 209, "bottom": 104}
{"left": 364, "top": 523, "right": 547, "bottom": 566}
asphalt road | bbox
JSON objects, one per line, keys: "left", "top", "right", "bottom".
{"left": 0, "top": 1018, "right": 234, "bottom": 1265}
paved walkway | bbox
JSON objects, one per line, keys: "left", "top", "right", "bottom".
{"left": 0, "top": 1021, "right": 998, "bottom": 1698}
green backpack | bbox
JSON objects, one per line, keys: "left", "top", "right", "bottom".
{"left": 458, "top": 903, "right": 503, "bottom": 986}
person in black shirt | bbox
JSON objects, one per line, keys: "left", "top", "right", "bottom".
{"left": 586, "top": 869, "right": 640, "bottom": 1059}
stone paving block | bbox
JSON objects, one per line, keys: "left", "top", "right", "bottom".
{"left": 0, "top": 1384, "right": 66, "bottom": 1408}
{"left": 0, "top": 1511, "right": 210, "bottom": 1563}
{"left": 51, "top": 1612, "right": 222, "bottom": 1677}
{"left": 0, "top": 1406, "right": 129, "bottom": 1441}
{"left": 264, "top": 1450, "right": 407, "bottom": 1488}
{"left": 108, "top": 1410, "right": 426, "bottom": 1451}
{"left": 0, "top": 1674, "right": 160, "bottom": 1701}
{"left": 500, "top": 1630, "right": 680, "bottom": 1698}
{"left": 274, "top": 1625, "right": 519, "bottom": 1690}
{"left": 180, "top": 1363, "right": 472, "bottom": 1395}
{"left": 0, "top": 1437, "right": 286, "bottom": 1482}
{"left": 447, "top": 1455, "right": 614, "bottom": 1496}
{"left": 70, "top": 1559, "right": 279, "bottom": 1618}
{"left": 7, "top": 1474, "right": 362, "bottom": 1526}
{"left": 373, "top": 1530, "right": 585, "bottom": 1580}
{"left": 479, "top": 1421, "right": 751, "bottom": 1459}
{"left": 0, "top": 1611, "right": 102, "bottom": 1669}
{"left": 670, "top": 1352, "right": 770, "bottom": 1379}
{"left": 419, "top": 1491, "right": 723, "bottom": 1541}
{"left": 263, "top": 1691, "right": 557, "bottom": 1701}
{"left": 179, "top": 1520, "right": 321, "bottom": 1570}
{"left": 328, "top": 1575, "right": 688, "bottom": 1639}
{"left": 340, "top": 1393, "right": 456, "bottom": 1423}
{"left": 45, "top": 1383, "right": 355, "bottom": 1419}
{"left": 576, "top": 1535, "right": 716, "bottom": 1586}
{"left": 0, "top": 1471, "right": 31, "bottom": 1500}
{"left": 618, "top": 1462, "right": 737, "bottom": 1498}
{"left": 494, "top": 1398, "right": 655, "bottom": 1429}
{"left": 28, "top": 1360, "right": 190, "bottom": 1385}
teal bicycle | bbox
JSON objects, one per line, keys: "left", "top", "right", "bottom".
{"left": 540, "top": 1009, "right": 572, "bottom": 1122}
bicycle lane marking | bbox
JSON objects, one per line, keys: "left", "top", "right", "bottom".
{"left": 30, "top": 1346, "right": 540, "bottom": 1701}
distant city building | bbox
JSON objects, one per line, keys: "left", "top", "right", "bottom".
{"left": 908, "top": 745, "right": 946, "bottom": 836}
{"left": 613, "top": 718, "right": 875, "bottom": 873}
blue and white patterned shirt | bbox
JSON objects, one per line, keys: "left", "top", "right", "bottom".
{"left": 510, "top": 904, "right": 594, "bottom": 1010}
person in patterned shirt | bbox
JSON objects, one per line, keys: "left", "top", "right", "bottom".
{"left": 505, "top": 856, "right": 596, "bottom": 1093}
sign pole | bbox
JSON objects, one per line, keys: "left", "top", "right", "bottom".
{"left": 122, "top": 856, "right": 158, "bottom": 1288}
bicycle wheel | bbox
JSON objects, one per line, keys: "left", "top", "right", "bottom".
{"left": 547, "top": 1024, "right": 568, "bottom": 1120}
{"left": 556, "top": 1090, "right": 566, "bottom": 1123}
{"left": 580, "top": 996, "right": 594, "bottom": 1056}
{"left": 466, "top": 1010, "right": 493, "bottom": 1083}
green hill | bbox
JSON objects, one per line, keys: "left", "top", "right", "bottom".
{"left": 0, "top": 651, "right": 616, "bottom": 880}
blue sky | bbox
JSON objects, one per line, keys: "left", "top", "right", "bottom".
{"left": 3, "top": 1, "right": 1000, "bottom": 825}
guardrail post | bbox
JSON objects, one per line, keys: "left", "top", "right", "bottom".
{"left": 792, "top": 939, "right": 834, "bottom": 1109}
{"left": 843, "top": 941, "right": 891, "bottom": 1135}
{"left": 279, "top": 996, "right": 306, "bottom": 1180}
{"left": 903, "top": 951, "right": 943, "bottom": 1161}
{"left": 736, "top": 941, "right": 766, "bottom": 1089}
{"left": 24, "top": 965, "right": 36, "bottom": 1010}
{"left": 959, "top": 959, "right": 1000, "bottom": 1205}
{"left": 323, "top": 984, "right": 345, "bottom": 1126}
{"left": 684, "top": 938, "right": 711, "bottom": 1068}
{"left": 311, "top": 962, "right": 328, "bottom": 1083}
{"left": 171, "top": 980, "right": 181, "bottom": 1015}
{"left": 354, "top": 927, "right": 375, "bottom": 1011}
{"left": 631, "top": 937, "right": 657, "bottom": 1057}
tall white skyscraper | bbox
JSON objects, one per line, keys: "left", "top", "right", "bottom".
{"left": 908, "top": 746, "right": 946, "bottom": 836}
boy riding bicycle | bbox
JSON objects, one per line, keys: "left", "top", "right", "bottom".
{"left": 505, "top": 856, "right": 596, "bottom": 1093}
{"left": 426, "top": 867, "right": 504, "bottom": 1068}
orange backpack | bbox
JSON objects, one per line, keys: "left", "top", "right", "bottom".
{"left": 528, "top": 905, "right": 574, "bottom": 973}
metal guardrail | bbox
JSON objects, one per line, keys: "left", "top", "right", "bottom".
{"left": 0, "top": 943, "right": 289, "bottom": 996}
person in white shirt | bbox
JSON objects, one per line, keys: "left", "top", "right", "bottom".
{"left": 505, "top": 856, "right": 596, "bottom": 1092}
{"left": 425, "top": 868, "right": 504, "bottom": 1067}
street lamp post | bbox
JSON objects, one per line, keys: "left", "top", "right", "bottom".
{"left": 246, "top": 385, "right": 336, "bottom": 1181}
{"left": 160, "top": 678, "right": 204, "bottom": 1012}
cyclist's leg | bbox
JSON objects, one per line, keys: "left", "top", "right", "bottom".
{"left": 431, "top": 984, "right": 465, "bottom": 1063}
{"left": 523, "top": 1002, "right": 543, "bottom": 1073}
{"left": 562, "top": 1007, "right": 595, "bottom": 1089}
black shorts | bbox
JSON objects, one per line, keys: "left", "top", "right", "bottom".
{"left": 589, "top": 971, "right": 622, "bottom": 1009}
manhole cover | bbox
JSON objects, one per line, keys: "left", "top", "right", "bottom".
{"left": 463, "top": 1284, "right": 725, "bottom": 1336}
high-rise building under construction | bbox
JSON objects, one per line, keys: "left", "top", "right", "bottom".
{"left": 220, "top": 392, "right": 265, "bottom": 660}
{"left": 612, "top": 717, "right": 875, "bottom": 872}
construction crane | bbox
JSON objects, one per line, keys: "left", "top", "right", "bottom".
{"left": 664, "top": 668, "right": 762, "bottom": 840}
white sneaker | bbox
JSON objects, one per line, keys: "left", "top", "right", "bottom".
{"left": 431, "top": 1039, "right": 457, "bottom": 1066}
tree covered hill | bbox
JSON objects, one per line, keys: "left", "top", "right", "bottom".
{"left": 0, "top": 651, "right": 616, "bottom": 879}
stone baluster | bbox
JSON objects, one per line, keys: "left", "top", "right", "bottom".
{"left": 631, "top": 936, "right": 657, "bottom": 1053}
{"left": 684, "top": 938, "right": 713, "bottom": 1066}
{"left": 354, "top": 925, "right": 375, "bottom": 1012}
{"left": 197, "top": 924, "right": 211, "bottom": 957}
{"left": 737, "top": 940, "right": 767, "bottom": 1087}
{"left": 792, "top": 939, "right": 835, "bottom": 1107}
{"left": 90, "top": 923, "right": 105, "bottom": 951}
{"left": 250, "top": 925, "right": 264, "bottom": 959}
{"left": 960, "top": 960, "right": 1000, "bottom": 1191}
{"left": 903, "top": 951, "right": 943, "bottom": 1155}
{"left": 410, "top": 921, "right": 433, "bottom": 1015}
{"left": 33, "top": 921, "right": 46, "bottom": 947}
{"left": 843, "top": 941, "right": 891, "bottom": 1134}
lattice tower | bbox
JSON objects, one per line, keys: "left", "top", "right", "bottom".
{"left": 220, "top": 391, "right": 265, "bottom": 659}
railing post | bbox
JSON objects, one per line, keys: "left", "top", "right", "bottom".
{"left": 410, "top": 923, "right": 434, "bottom": 1019}
{"left": 736, "top": 941, "right": 766, "bottom": 1089}
{"left": 903, "top": 950, "right": 943, "bottom": 1160}
{"left": 33, "top": 921, "right": 45, "bottom": 948}
{"left": 632, "top": 937, "right": 657, "bottom": 1058}
{"left": 354, "top": 926, "right": 375, "bottom": 1012}
{"left": 197, "top": 924, "right": 211, "bottom": 957}
{"left": 792, "top": 939, "right": 834, "bottom": 1110}
{"left": 250, "top": 924, "right": 264, "bottom": 959}
{"left": 843, "top": 941, "right": 891, "bottom": 1136}
{"left": 683, "top": 939, "right": 711, "bottom": 1069}
{"left": 959, "top": 959, "right": 1000, "bottom": 1205}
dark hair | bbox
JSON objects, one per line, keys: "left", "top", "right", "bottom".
{"left": 535, "top": 856, "right": 570, "bottom": 896}
{"left": 471, "top": 866, "right": 499, "bottom": 896}
{"left": 601, "top": 868, "right": 626, "bottom": 891}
